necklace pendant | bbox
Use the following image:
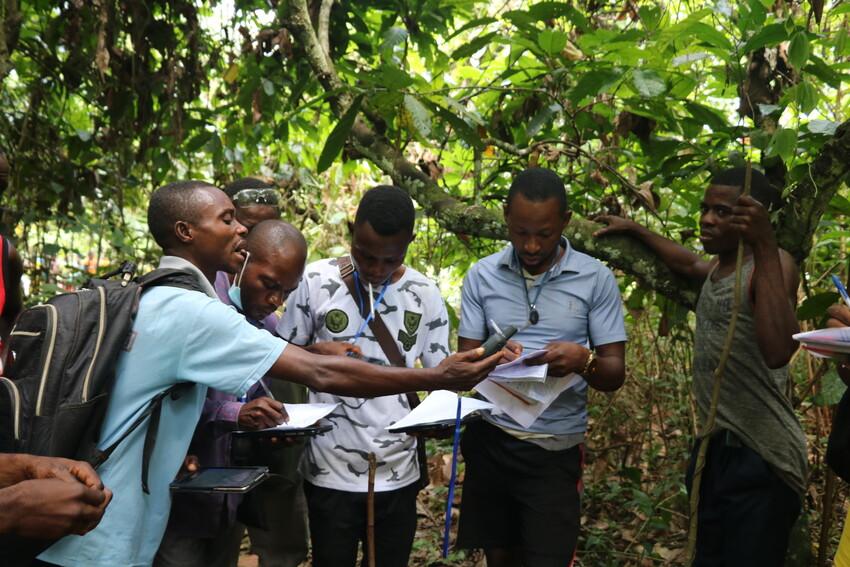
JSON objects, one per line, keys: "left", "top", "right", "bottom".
{"left": 529, "top": 308, "right": 539, "bottom": 325}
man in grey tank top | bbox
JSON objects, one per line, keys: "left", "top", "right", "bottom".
{"left": 595, "top": 167, "right": 805, "bottom": 566}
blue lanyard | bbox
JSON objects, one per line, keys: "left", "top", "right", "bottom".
{"left": 351, "top": 271, "right": 390, "bottom": 343}
{"left": 442, "top": 395, "right": 463, "bottom": 557}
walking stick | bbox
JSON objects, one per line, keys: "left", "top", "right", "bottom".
{"left": 367, "top": 452, "right": 377, "bottom": 567}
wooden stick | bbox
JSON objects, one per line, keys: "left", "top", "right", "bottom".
{"left": 367, "top": 452, "right": 377, "bottom": 567}
{"left": 686, "top": 162, "right": 752, "bottom": 565}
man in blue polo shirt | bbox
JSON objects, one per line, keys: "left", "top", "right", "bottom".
{"left": 456, "top": 168, "right": 627, "bottom": 567}
{"left": 37, "top": 180, "right": 502, "bottom": 567}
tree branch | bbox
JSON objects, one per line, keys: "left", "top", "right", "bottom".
{"left": 317, "top": 0, "right": 334, "bottom": 67}
{"left": 776, "top": 120, "right": 850, "bottom": 262}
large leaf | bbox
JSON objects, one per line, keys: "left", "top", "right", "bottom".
{"left": 684, "top": 101, "right": 729, "bottom": 132}
{"left": 632, "top": 69, "right": 666, "bottom": 98}
{"left": 788, "top": 32, "right": 811, "bottom": 69}
{"left": 451, "top": 32, "right": 498, "bottom": 60}
{"left": 569, "top": 68, "right": 621, "bottom": 103}
{"left": 767, "top": 127, "right": 797, "bottom": 162}
{"left": 797, "top": 291, "right": 839, "bottom": 320}
{"left": 403, "top": 94, "right": 432, "bottom": 139}
{"left": 538, "top": 29, "right": 569, "bottom": 56}
{"left": 741, "top": 23, "right": 789, "bottom": 54}
{"left": 317, "top": 95, "right": 363, "bottom": 173}
{"left": 429, "top": 102, "right": 484, "bottom": 150}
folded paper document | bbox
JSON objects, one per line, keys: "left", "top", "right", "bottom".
{"left": 261, "top": 402, "right": 339, "bottom": 431}
{"left": 794, "top": 327, "right": 850, "bottom": 358}
{"left": 476, "top": 373, "right": 583, "bottom": 429}
{"left": 488, "top": 350, "right": 548, "bottom": 382}
{"left": 387, "top": 390, "right": 494, "bottom": 432}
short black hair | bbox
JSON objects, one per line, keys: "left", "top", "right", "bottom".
{"left": 354, "top": 185, "right": 415, "bottom": 236}
{"left": 710, "top": 167, "right": 783, "bottom": 212}
{"left": 147, "top": 180, "right": 218, "bottom": 250}
{"left": 223, "top": 177, "right": 275, "bottom": 199}
{"left": 246, "top": 219, "right": 307, "bottom": 260}
{"left": 506, "top": 168, "right": 568, "bottom": 213}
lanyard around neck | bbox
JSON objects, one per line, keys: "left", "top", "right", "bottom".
{"left": 515, "top": 250, "right": 559, "bottom": 325}
{"left": 351, "top": 270, "right": 390, "bottom": 342}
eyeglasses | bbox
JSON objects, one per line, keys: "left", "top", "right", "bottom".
{"left": 231, "top": 188, "right": 280, "bottom": 207}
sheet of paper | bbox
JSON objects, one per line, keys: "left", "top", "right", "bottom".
{"left": 794, "top": 327, "right": 850, "bottom": 359}
{"left": 264, "top": 402, "right": 339, "bottom": 430}
{"left": 488, "top": 350, "right": 548, "bottom": 382}
{"left": 794, "top": 327, "right": 850, "bottom": 347}
{"left": 475, "top": 374, "right": 583, "bottom": 429}
{"left": 387, "top": 390, "right": 494, "bottom": 432}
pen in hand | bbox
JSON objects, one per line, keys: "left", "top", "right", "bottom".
{"left": 831, "top": 275, "right": 850, "bottom": 310}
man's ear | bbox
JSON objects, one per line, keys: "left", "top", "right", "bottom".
{"left": 563, "top": 209, "right": 572, "bottom": 227}
{"left": 174, "top": 220, "right": 194, "bottom": 244}
{"left": 503, "top": 202, "right": 510, "bottom": 222}
{"left": 347, "top": 220, "right": 354, "bottom": 237}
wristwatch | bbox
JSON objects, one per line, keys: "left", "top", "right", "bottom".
{"left": 581, "top": 349, "right": 596, "bottom": 376}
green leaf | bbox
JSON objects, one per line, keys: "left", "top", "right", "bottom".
{"left": 537, "top": 29, "right": 568, "bottom": 56}
{"left": 526, "top": 103, "right": 562, "bottom": 137}
{"left": 403, "top": 94, "right": 432, "bottom": 138}
{"left": 261, "top": 78, "right": 274, "bottom": 96}
{"left": 797, "top": 291, "right": 839, "bottom": 320}
{"left": 632, "top": 69, "right": 665, "bottom": 98}
{"left": 812, "top": 368, "right": 847, "bottom": 407}
{"left": 794, "top": 81, "right": 819, "bottom": 114}
{"left": 430, "top": 103, "right": 484, "bottom": 150}
{"left": 376, "top": 64, "right": 414, "bottom": 90}
{"left": 451, "top": 32, "right": 498, "bottom": 60}
{"left": 808, "top": 119, "right": 839, "bottom": 135}
{"left": 741, "top": 23, "right": 789, "bottom": 54}
{"left": 381, "top": 27, "right": 408, "bottom": 54}
{"left": 688, "top": 22, "right": 734, "bottom": 52}
{"left": 684, "top": 101, "right": 728, "bottom": 132}
{"left": 447, "top": 17, "right": 498, "bottom": 40}
{"left": 317, "top": 95, "right": 363, "bottom": 174}
{"left": 767, "top": 127, "right": 797, "bottom": 162}
{"left": 788, "top": 32, "right": 810, "bottom": 69}
{"left": 569, "top": 68, "right": 621, "bottom": 103}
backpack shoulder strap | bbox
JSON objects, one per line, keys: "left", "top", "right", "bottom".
{"left": 137, "top": 268, "right": 206, "bottom": 294}
{"left": 90, "top": 382, "right": 195, "bottom": 494}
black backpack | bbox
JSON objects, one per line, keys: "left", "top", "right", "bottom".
{"left": 0, "top": 262, "right": 202, "bottom": 489}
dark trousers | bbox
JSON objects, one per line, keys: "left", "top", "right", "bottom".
{"left": 304, "top": 481, "right": 418, "bottom": 567}
{"left": 457, "top": 421, "right": 583, "bottom": 566}
{"left": 686, "top": 430, "right": 801, "bottom": 567}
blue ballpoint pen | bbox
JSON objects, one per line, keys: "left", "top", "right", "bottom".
{"left": 831, "top": 275, "right": 850, "bottom": 309}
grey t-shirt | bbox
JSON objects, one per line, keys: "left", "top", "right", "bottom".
{"left": 693, "top": 259, "right": 807, "bottom": 497}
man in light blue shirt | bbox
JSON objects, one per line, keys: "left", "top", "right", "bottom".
{"left": 456, "top": 168, "right": 627, "bottom": 567}
{"left": 38, "top": 180, "right": 502, "bottom": 567}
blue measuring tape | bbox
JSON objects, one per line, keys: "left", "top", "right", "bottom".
{"left": 442, "top": 394, "right": 463, "bottom": 557}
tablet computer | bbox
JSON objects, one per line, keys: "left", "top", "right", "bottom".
{"left": 388, "top": 413, "right": 482, "bottom": 434}
{"left": 169, "top": 466, "right": 269, "bottom": 494}
{"left": 233, "top": 423, "right": 333, "bottom": 440}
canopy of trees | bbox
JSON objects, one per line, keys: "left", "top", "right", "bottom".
{"left": 2, "top": 1, "right": 850, "bottom": 564}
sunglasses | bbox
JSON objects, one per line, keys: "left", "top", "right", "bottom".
{"left": 232, "top": 188, "right": 281, "bottom": 207}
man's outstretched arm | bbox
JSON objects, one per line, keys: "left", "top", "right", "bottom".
{"left": 267, "top": 344, "right": 502, "bottom": 397}
{"left": 594, "top": 216, "right": 713, "bottom": 283}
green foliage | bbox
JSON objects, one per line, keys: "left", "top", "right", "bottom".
{"left": 2, "top": 1, "right": 850, "bottom": 562}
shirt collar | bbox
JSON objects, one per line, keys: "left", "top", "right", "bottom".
{"left": 157, "top": 255, "right": 219, "bottom": 299}
{"left": 499, "top": 236, "right": 580, "bottom": 276}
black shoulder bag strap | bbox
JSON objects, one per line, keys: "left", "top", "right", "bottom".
{"left": 338, "top": 256, "right": 430, "bottom": 490}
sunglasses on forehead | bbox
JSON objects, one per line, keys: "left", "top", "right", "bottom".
{"left": 231, "top": 187, "right": 281, "bottom": 207}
